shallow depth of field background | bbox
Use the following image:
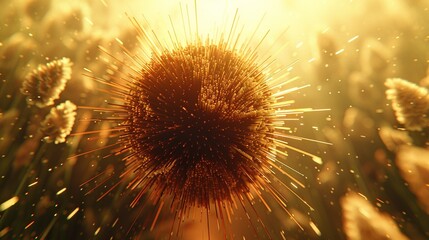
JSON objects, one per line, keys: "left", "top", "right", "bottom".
{"left": 1, "top": 0, "right": 429, "bottom": 239}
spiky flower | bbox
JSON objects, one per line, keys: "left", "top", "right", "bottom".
{"left": 385, "top": 78, "right": 429, "bottom": 131}
{"left": 76, "top": 12, "right": 328, "bottom": 237}
{"left": 341, "top": 192, "right": 409, "bottom": 240}
{"left": 396, "top": 146, "right": 429, "bottom": 214}
{"left": 41, "top": 100, "right": 77, "bottom": 144}
{"left": 124, "top": 43, "right": 274, "bottom": 208}
{"left": 21, "top": 58, "right": 72, "bottom": 108}
{"left": 360, "top": 39, "right": 389, "bottom": 75}
{"left": 378, "top": 126, "right": 411, "bottom": 152}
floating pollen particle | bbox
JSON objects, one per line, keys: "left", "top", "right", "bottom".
{"left": 41, "top": 100, "right": 77, "bottom": 144}
{"left": 385, "top": 78, "right": 429, "bottom": 131}
{"left": 341, "top": 193, "right": 409, "bottom": 240}
{"left": 0, "top": 196, "right": 19, "bottom": 212}
{"left": 21, "top": 57, "right": 72, "bottom": 108}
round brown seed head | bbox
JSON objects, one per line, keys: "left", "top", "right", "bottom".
{"left": 124, "top": 43, "right": 274, "bottom": 208}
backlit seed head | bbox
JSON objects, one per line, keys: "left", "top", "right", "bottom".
{"left": 78, "top": 10, "right": 328, "bottom": 238}
{"left": 396, "top": 146, "right": 429, "bottom": 214}
{"left": 124, "top": 43, "right": 274, "bottom": 207}
{"left": 385, "top": 78, "right": 429, "bottom": 131}
{"left": 41, "top": 100, "right": 77, "bottom": 144}
{"left": 23, "top": 0, "right": 52, "bottom": 22}
{"left": 360, "top": 39, "right": 390, "bottom": 75}
{"left": 378, "top": 126, "right": 412, "bottom": 152}
{"left": 21, "top": 57, "right": 72, "bottom": 108}
{"left": 341, "top": 192, "right": 409, "bottom": 240}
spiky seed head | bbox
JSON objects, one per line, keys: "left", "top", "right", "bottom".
{"left": 23, "top": 0, "right": 52, "bottom": 22}
{"left": 361, "top": 39, "right": 389, "bottom": 75}
{"left": 396, "top": 146, "right": 429, "bottom": 214}
{"left": 77, "top": 11, "right": 328, "bottom": 238}
{"left": 41, "top": 100, "right": 77, "bottom": 144}
{"left": 341, "top": 193, "right": 409, "bottom": 240}
{"left": 385, "top": 78, "right": 429, "bottom": 131}
{"left": 21, "top": 57, "right": 72, "bottom": 108}
{"left": 378, "top": 126, "right": 411, "bottom": 152}
{"left": 124, "top": 43, "right": 274, "bottom": 208}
